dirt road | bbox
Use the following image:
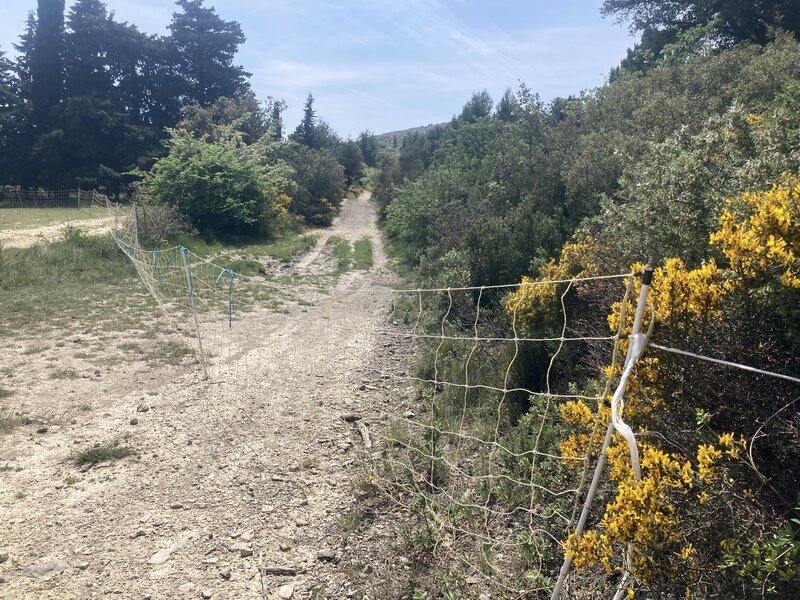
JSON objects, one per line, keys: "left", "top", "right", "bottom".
{"left": 0, "top": 192, "right": 414, "bottom": 599}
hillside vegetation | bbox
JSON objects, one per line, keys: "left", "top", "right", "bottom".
{"left": 376, "top": 29, "right": 800, "bottom": 600}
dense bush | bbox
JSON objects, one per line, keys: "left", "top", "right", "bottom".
{"left": 279, "top": 142, "right": 346, "bottom": 226}
{"left": 140, "top": 126, "right": 291, "bottom": 237}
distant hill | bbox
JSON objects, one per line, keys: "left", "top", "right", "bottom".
{"left": 375, "top": 123, "right": 447, "bottom": 151}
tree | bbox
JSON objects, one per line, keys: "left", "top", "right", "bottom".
{"left": 459, "top": 90, "right": 493, "bottom": 123}
{"left": 602, "top": 0, "right": 800, "bottom": 46}
{"left": 169, "top": 0, "right": 249, "bottom": 106}
{"left": 335, "top": 139, "right": 364, "bottom": 185}
{"left": 495, "top": 88, "right": 515, "bottom": 122}
{"left": 0, "top": 49, "right": 17, "bottom": 109}
{"left": 358, "top": 130, "right": 378, "bottom": 167}
{"left": 270, "top": 99, "right": 285, "bottom": 140}
{"left": 279, "top": 142, "right": 345, "bottom": 225}
{"left": 64, "top": 0, "right": 112, "bottom": 100}
{"left": 31, "top": 0, "right": 65, "bottom": 132}
{"left": 291, "top": 92, "right": 317, "bottom": 148}
{"left": 178, "top": 91, "right": 270, "bottom": 144}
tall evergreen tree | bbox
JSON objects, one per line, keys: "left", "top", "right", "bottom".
{"left": 495, "top": 88, "right": 515, "bottom": 122}
{"left": 270, "top": 98, "right": 285, "bottom": 140}
{"left": 291, "top": 93, "right": 318, "bottom": 148}
{"left": 13, "top": 12, "right": 37, "bottom": 101}
{"left": 31, "top": 0, "right": 65, "bottom": 132}
{"left": 65, "top": 0, "right": 112, "bottom": 99}
{"left": 0, "top": 49, "right": 17, "bottom": 108}
{"left": 169, "top": 0, "right": 249, "bottom": 106}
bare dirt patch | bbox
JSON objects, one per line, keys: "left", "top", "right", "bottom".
{"left": 0, "top": 192, "right": 415, "bottom": 599}
{"left": 0, "top": 215, "right": 115, "bottom": 249}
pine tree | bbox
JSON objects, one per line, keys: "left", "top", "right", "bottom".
{"left": 270, "top": 99, "right": 286, "bottom": 141}
{"left": 291, "top": 93, "right": 318, "bottom": 148}
{"left": 31, "top": 0, "right": 65, "bottom": 132}
{"left": 65, "top": 0, "right": 112, "bottom": 100}
{"left": 169, "top": 0, "right": 249, "bottom": 106}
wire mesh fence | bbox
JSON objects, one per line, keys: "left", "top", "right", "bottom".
{"left": 105, "top": 199, "right": 799, "bottom": 599}
{"left": 0, "top": 188, "right": 109, "bottom": 209}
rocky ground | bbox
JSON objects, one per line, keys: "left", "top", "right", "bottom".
{"left": 0, "top": 193, "right": 420, "bottom": 600}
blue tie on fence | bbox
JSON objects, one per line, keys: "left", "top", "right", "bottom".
{"left": 215, "top": 268, "right": 236, "bottom": 328}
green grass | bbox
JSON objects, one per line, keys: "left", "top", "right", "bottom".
{"left": 353, "top": 237, "right": 373, "bottom": 270}
{"left": 328, "top": 236, "right": 352, "bottom": 273}
{"left": 73, "top": 441, "right": 134, "bottom": 466}
{"left": 166, "top": 232, "right": 317, "bottom": 263}
{"left": 0, "top": 407, "right": 22, "bottom": 434}
{"left": 0, "top": 207, "right": 107, "bottom": 231}
{"left": 0, "top": 229, "right": 145, "bottom": 334}
{"left": 239, "top": 233, "right": 318, "bottom": 263}
{"left": 0, "top": 387, "right": 14, "bottom": 399}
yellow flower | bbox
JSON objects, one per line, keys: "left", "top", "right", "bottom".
{"left": 678, "top": 543, "right": 693, "bottom": 561}
{"left": 711, "top": 177, "right": 800, "bottom": 288}
{"left": 745, "top": 113, "right": 764, "bottom": 126}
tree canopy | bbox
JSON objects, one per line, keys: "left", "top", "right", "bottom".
{"left": 603, "top": 0, "right": 800, "bottom": 46}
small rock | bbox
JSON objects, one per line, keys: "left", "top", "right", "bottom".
{"left": 478, "top": 594, "right": 490, "bottom": 600}
{"left": 219, "top": 567, "right": 231, "bottom": 580}
{"left": 239, "top": 530, "right": 254, "bottom": 543}
{"left": 316, "top": 549, "right": 337, "bottom": 562}
{"left": 229, "top": 542, "right": 252, "bottom": 558}
{"left": 403, "top": 411, "right": 415, "bottom": 419}
{"left": 147, "top": 547, "right": 172, "bottom": 565}
{"left": 278, "top": 584, "right": 294, "bottom": 599}
{"left": 36, "top": 426, "right": 48, "bottom": 434}
{"left": 75, "top": 561, "right": 89, "bottom": 571}
{"left": 23, "top": 557, "right": 68, "bottom": 579}
{"left": 170, "top": 503, "right": 184, "bottom": 510}
{"left": 0, "top": 550, "right": 8, "bottom": 564}
{"left": 178, "top": 582, "right": 193, "bottom": 593}
{"left": 342, "top": 414, "right": 361, "bottom": 422}
{"left": 130, "top": 418, "right": 139, "bottom": 426}
{"left": 201, "top": 590, "right": 212, "bottom": 599}
{"left": 278, "top": 543, "right": 291, "bottom": 552}
{"left": 137, "top": 404, "right": 149, "bottom": 413}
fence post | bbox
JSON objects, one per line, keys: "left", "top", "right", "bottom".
{"left": 550, "top": 266, "right": 653, "bottom": 600}
{"left": 180, "top": 246, "right": 209, "bottom": 379}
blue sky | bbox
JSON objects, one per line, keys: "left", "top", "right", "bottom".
{"left": 0, "top": 1, "right": 637, "bottom": 138}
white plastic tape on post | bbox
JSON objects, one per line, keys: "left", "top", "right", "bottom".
{"left": 610, "top": 332, "right": 647, "bottom": 481}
